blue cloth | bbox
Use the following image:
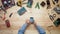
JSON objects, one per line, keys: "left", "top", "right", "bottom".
{"left": 18, "top": 23, "right": 28, "bottom": 34}
{"left": 36, "top": 26, "right": 46, "bottom": 34}
{"left": 18, "top": 23, "right": 46, "bottom": 34}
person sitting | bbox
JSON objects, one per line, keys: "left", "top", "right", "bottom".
{"left": 18, "top": 19, "right": 46, "bottom": 34}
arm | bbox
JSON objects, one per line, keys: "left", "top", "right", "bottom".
{"left": 18, "top": 23, "right": 28, "bottom": 34}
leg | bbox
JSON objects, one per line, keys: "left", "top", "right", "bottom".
{"left": 34, "top": 23, "right": 46, "bottom": 34}
{"left": 18, "top": 19, "right": 31, "bottom": 34}
{"left": 18, "top": 23, "right": 28, "bottom": 34}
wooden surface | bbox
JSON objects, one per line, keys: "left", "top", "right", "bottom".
{"left": 0, "top": 0, "right": 60, "bottom": 34}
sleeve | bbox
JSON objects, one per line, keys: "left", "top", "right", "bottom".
{"left": 18, "top": 23, "right": 28, "bottom": 34}
{"left": 36, "top": 25, "right": 46, "bottom": 34}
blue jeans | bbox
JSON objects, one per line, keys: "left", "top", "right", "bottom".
{"left": 18, "top": 23, "right": 46, "bottom": 34}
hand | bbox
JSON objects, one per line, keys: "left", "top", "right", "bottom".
{"left": 33, "top": 22, "right": 37, "bottom": 27}
{"left": 26, "top": 19, "right": 31, "bottom": 25}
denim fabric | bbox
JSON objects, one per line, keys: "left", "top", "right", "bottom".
{"left": 18, "top": 23, "right": 28, "bottom": 34}
{"left": 18, "top": 23, "right": 46, "bottom": 34}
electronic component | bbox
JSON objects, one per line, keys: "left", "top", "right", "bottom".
{"left": 54, "top": 0, "right": 59, "bottom": 3}
{"left": 52, "top": 0, "right": 55, "bottom": 5}
{"left": 1, "top": 0, "right": 15, "bottom": 9}
{"left": 54, "top": 18, "right": 60, "bottom": 27}
{"left": 53, "top": 14, "right": 56, "bottom": 18}
{"left": 49, "top": 15, "right": 54, "bottom": 21}
{"left": 17, "top": 7, "right": 27, "bottom": 16}
{"left": 48, "top": 13, "right": 54, "bottom": 21}
{"left": 53, "top": 5, "right": 60, "bottom": 14}
{"left": 5, "top": 19, "right": 10, "bottom": 28}
{"left": 0, "top": 6, "right": 7, "bottom": 13}
{"left": 27, "top": 0, "right": 33, "bottom": 8}
{"left": 9, "top": 13, "right": 13, "bottom": 18}
{"left": 17, "top": 0, "right": 22, "bottom": 7}
{"left": 46, "top": 0, "right": 51, "bottom": 9}
{"left": 40, "top": 1, "right": 46, "bottom": 7}
{"left": 35, "top": 2, "right": 40, "bottom": 9}
{"left": 30, "top": 17, "right": 34, "bottom": 24}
